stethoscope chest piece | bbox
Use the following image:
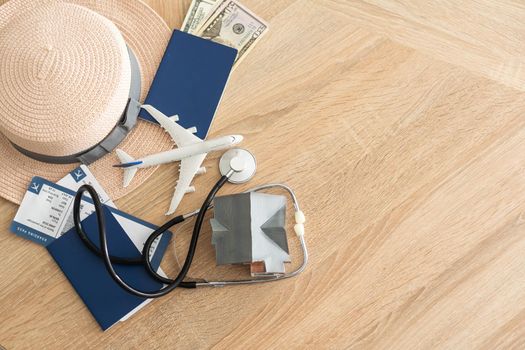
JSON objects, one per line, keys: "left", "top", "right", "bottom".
{"left": 219, "top": 148, "right": 257, "bottom": 184}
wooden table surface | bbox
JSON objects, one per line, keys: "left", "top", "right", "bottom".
{"left": 2, "top": 0, "right": 525, "bottom": 349}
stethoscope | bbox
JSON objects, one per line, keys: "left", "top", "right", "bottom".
{"left": 73, "top": 149, "right": 308, "bottom": 298}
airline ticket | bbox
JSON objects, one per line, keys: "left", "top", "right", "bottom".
{"left": 56, "top": 165, "right": 116, "bottom": 208}
{"left": 10, "top": 168, "right": 170, "bottom": 266}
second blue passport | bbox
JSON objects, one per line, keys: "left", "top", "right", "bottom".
{"left": 141, "top": 30, "right": 238, "bottom": 139}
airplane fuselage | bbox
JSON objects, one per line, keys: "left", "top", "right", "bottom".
{"left": 115, "top": 104, "right": 245, "bottom": 215}
{"left": 125, "top": 135, "right": 241, "bottom": 169}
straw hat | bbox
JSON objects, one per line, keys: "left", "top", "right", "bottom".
{"left": 0, "top": 0, "right": 173, "bottom": 204}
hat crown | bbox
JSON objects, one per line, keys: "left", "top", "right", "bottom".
{"left": 0, "top": 3, "right": 131, "bottom": 156}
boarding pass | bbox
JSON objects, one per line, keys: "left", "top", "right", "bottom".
{"left": 56, "top": 165, "right": 116, "bottom": 208}
{"left": 10, "top": 167, "right": 169, "bottom": 260}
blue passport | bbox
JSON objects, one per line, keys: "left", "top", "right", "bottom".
{"left": 47, "top": 206, "right": 169, "bottom": 331}
{"left": 141, "top": 30, "right": 237, "bottom": 139}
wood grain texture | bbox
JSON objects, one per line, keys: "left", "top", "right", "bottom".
{"left": 1, "top": 0, "right": 525, "bottom": 349}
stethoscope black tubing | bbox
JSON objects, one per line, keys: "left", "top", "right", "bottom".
{"left": 73, "top": 175, "right": 229, "bottom": 298}
{"left": 73, "top": 195, "right": 191, "bottom": 285}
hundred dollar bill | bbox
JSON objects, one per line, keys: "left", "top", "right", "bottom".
{"left": 181, "top": 0, "right": 217, "bottom": 34}
{"left": 196, "top": 0, "right": 269, "bottom": 66}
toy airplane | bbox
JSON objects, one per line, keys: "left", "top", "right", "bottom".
{"left": 114, "top": 104, "right": 243, "bottom": 215}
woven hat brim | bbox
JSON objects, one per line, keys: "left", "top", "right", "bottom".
{"left": 0, "top": 0, "right": 173, "bottom": 204}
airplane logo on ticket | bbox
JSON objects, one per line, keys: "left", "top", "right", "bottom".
{"left": 29, "top": 181, "right": 41, "bottom": 195}
{"left": 71, "top": 167, "right": 87, "bottom": 183}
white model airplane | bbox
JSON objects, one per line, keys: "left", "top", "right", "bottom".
{"left": 114, "top": 104, "right": 243, "bottom": 215}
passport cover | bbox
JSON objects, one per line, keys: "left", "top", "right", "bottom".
{"left": 47, "top": 206, "right": 168, "bottom": 331}
{"left": 141, "top": 30, "right": 237, "bottom": 139}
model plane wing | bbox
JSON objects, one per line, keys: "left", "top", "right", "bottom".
{"left": 142, "top": 104, "right": 202, "bottom": 147}
{"left": 166, "top": 153, "right": 208, "bottom": 215}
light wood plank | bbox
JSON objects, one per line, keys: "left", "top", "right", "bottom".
{"left": 314, "top": 0, "right": 525, "bottom": 91}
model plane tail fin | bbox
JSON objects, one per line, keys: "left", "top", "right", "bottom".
{"left": 115, "top": 149, "right": 139, "bottom": 188}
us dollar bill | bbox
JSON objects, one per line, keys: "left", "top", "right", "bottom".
{"left": 196, "top": 0, "right": 269, "bottom": 66}
{"left": 181, "top": 0, "right": 218, "bottom": 34}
